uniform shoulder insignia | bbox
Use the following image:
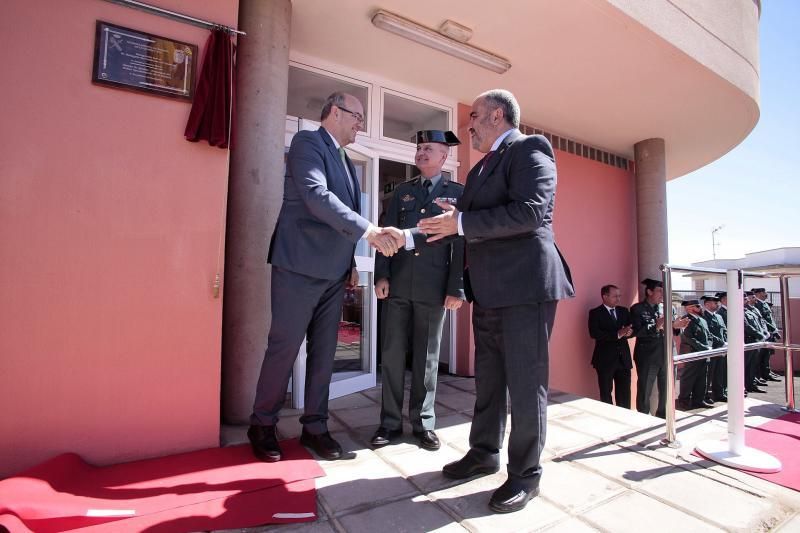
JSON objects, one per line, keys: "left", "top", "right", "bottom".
{"left": 400, "top": 193, "right": 415, "bottom": 202}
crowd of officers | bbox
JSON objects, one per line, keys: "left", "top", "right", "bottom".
{"left": 589, "top": 280, "right": 782, "bottom": 416}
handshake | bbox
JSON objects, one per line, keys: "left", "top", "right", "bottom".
{"left": 366, "top": 226, "right": 406, "bottom": 257}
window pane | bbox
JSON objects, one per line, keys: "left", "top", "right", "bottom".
{"left": 383, "top": 92, "right": 448, "bottom": 143}
{"left": 287, "top": 66, "right": 368, "bottom": 126}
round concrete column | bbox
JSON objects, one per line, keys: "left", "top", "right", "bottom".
{"left": 221, "top": 0, "right": 291, "bottom": 424}
{"left": 634, "top": 138, "right": 668, "bottom": 296}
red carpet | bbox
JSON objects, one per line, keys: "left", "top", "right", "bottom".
{"left": 0, "top": 440, "right": 324, "bottom": 532}
{"left": 744, "top": 411, "right": 800, "bottom": 491}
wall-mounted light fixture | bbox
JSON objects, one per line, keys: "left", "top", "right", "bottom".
{"left": 371, "top": 10, "right": 511, "bottom": 74}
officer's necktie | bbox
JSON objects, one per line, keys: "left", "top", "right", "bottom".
{"left": 479, "top": 150, "right": 496, "bottom": 175}
{"left": 610, "top": 308, "right": 617, "bottom": 321}
{"left": 422, "top": 179, "right": 432, "bottom": 194}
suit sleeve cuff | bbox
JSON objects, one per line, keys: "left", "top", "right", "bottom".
{"left": 404, "top": 229, "right": 415, "bottom": 250}
{"left": 361, "top": 223, "right": 375, "bottom": 240}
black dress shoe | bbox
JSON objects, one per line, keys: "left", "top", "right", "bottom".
{"left": 300, "top": 430, "right": 343, "bottom": 460}
{"left": 247, "top": 425, "right": 282, "bottom": 462}
{"left": 767, "top": 374, "right": 781, "bottom": 382}
{"left": 413, "top": 430, "right": 440, "bottom": 450}
{"left": 371, "top": 427, "right": 402, "bottom": 447}
{"left": 489, "top": 479, "right": 540, "bottom": 513}
{"left": 690, "top": 400, "right": 715, "bottom": 408}
{"left": 747, "top": 386, "right": 766, "bottom": 393}
{"left": 755, "top": 378, "right": 768, "bottom": 386}
{"left": 713, "top": 395, "right": 728, "bottom": 402}
{"left": 443, "top": 454, "right": 499, "bottom": 479}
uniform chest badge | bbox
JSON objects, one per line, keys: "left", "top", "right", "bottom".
{"left": 401, "top": 194, "right": 415, "bottom": 202}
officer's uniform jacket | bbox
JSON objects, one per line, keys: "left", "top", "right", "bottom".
{"left": 753, "top": 298, "right": 779, "bottom": 338}
{"left": 375, "top": 176, "right": 465, "bottom": 303}
{"left": 680, "top": 313, "right": 712, "bottom": 354}
{"left": 702, "top": 310, "right": 727, "bottom": 348}
{"left": 744, "top": 305, "right": 770, "bottom": 344}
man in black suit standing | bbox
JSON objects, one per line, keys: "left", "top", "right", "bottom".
{"left": 588, "top": 285, "right": 633, "bottom": 408}
{"left": 418, "top": 89, "right": 574, "bottom": 513}
{"left": 247, "top": 93, "right": 405, "bottom": 463}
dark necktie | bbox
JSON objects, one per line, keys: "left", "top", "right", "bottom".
{"left": 422, "top": 179, "right": 432, "bottom": 193}
{"left": 479, "top": 150, "right": 495, "bottom": 174}
{"left": 338, "top": 147, "right": 355, "bottom": 197}
{"left": 610, "top": 308, "right": 617, "bottom": 321}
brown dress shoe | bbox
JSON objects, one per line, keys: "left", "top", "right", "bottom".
{"left": 247, "top": 425, "right": 282, "bottom": 462}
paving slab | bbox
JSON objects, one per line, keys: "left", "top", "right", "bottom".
{"left": 336, "top": 496, "right": 465, "bottom": 533}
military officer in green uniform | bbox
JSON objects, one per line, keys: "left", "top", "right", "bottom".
{"left": 630, "top": 279, "right": 689, "bottom": 418}
{"left": 715, "top": 291, "right": 728, "bottom": 325}
{"left": 701, "top": 295, "right": 727, "bottom": 402}
{"left": 744, "top": 291, "right": 770, "bottom": 392}
{"left": 677, "top": 299, "right": 714, "bottom": 408}
{"left": 371, "top": 130, "right": 465, "bottom": 450}
{"left": 752, "top": 288, "right": 781, "bottom": 382}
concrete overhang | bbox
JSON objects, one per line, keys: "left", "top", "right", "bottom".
{"left": 290, "top": 0, "right": 760, "bottom": 179}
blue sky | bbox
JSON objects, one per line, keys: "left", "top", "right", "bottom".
{"left": 667, "top": 1, "right": 800, "bottom": 266}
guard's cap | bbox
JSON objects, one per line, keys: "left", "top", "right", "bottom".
{"left": 744, "top": 290, "right": 755, "bottom": 297}
{"left": 641, "top": 278, "right": 663, "bottom": 290}
{"left": 700, "top": 295, "right": 720, "bottom": 302}
{"left": 415, "top": 130, "right": 460, "bottom": 146}
{"left": 715, "top": 291, "right": 727, "bottom": 299}
{"left": 681, "top": 299, "right": 701, "bottom": 307}
{"left": 752, "top": 287, "right": 766, "bottom": 293}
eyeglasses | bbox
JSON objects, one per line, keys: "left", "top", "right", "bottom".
{"left": 337, "top": 105, "right": 364, "bottom": 124}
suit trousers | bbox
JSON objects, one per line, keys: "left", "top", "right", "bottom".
{"left": 251, "top": 266, "right": 347, "bottom": 434}
{"left": 379, "top": 297, "right": 446, "bottom": 432}
{"left": 635, "top": 343, "right": 667, "bottom": 418}
{"left": 745, "top": 349, "right": 760, "bottom": 388}
{"left": 468, "top": 300, "right": 557, "bottom": 486}
{"left": 595, "top": 360, "right": 631, "bottom": 408}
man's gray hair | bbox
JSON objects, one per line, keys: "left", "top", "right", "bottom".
{"left": 479, "top": 89, "right": 520, "bottom": 128}
{"left": 321, "top": 92, "right": 347, "bottom": 121}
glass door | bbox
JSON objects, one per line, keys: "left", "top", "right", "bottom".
{"left": 291, "top": 119, "right": 379, "bottom": 407}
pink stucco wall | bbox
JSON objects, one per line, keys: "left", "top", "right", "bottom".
{"left": 0, "top": 0, "right": 238, "bottom": 477}
{"left": 454, "top": 106, "right": 639, "bottom": 404}
{"left": 549, "top": 150, "right": 639, "bottom": 404}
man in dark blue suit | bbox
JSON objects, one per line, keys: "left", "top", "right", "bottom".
{"left": 588, "top": 285, "right": 633, "bottom": 408}
{"left": 248, "top": 93, "right": 405, "bottom": 462}
{"left": 419, "top": 89, "right": 574, "bottom": 513}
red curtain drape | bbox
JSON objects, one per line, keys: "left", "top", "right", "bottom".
{"left": 185, "top": 28, "right": 236, "bottom": 149}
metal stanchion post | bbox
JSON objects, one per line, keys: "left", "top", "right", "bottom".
{"left": 695, "top": 269, "right": 781, "bottom": 472}
{"left": 661, "top": 265, "right": 680, "bottom": 447}
{"left": 780, "top": 275, "right": 797, "bottom": 412}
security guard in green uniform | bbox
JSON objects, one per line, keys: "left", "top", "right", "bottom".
{"left": 677, "top": 299, "right": 713, "bottom": 408}
{"left": 701, "top": 295, "right": 727, "bottom": 402}
{"left": 371, "top": 130, "right": 465, "bottom": 450}
{"left": 752, "top": 288, "right": 781, "bottom": 382}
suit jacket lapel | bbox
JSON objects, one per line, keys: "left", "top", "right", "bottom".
{"left": 319, "top": 127, "right": 357, "bottom": 209}
{"left": 460, "top": 130, "right": 521, "bottom": 211}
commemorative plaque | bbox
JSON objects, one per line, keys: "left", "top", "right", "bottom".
{"left": 92, "top": 21, "right": 197, "bottom": 101}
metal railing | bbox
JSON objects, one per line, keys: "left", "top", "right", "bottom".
{"left": 661, "top": 264, "right": 800, "bottom": 448}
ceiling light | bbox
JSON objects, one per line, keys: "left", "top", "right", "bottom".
{"left": 439, "top": 20, "right": 472, "bottom": 43}
{"left": 371, "top": 10, "right": 511, "bottom": 74}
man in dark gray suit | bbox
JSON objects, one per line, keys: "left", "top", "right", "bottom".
{"left": 248, "top": 92, "right": 405, "bottom": 463}
{"left": 371, "top": 130, "right": 465, "bottom": 451}
{"left": 419, "top": 89, "right": 574, "bottom": 513}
